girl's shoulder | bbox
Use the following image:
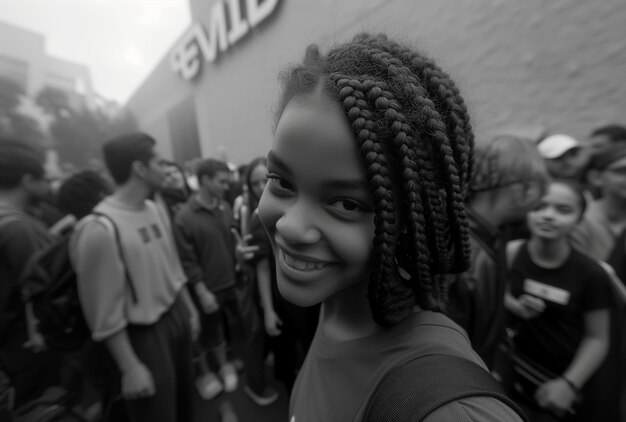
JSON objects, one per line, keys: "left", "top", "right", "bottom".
{"left": 505, "top": 239, "right": 526, "bottom": 267}
{"left": 364, "top": 351, "right": 525, "bottom": 422}
{"left": 567, "top": 247, "right": 611, "bottom": 278}
{"left": 424, "top": 396, "right": 524, "bottom": 422}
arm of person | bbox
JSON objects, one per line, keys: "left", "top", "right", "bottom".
{"left": 171, "top": 217, "right": 219, "bottom": 313}
{"left": 71, "top": 218, "right": 154, "bottom": 399}
{"left": 535, "top": 308, "right": 609, "bottom": 414}
{"left": 179, "top": 286, "right": 200, "bottom": 341}
{"left": 104, "top": 329, "right": 155, "bottom": 399}
{"left": 423, "top": 397, "right": 524, "bottom": 422}
{"left": 256, "top": 257, "right": 282, "bottom": 336}
{"left": 171, "top": 217, "right": 205, "bottom": 288}
{"left": 4, "top": 218, "right": 49, "bottom": 349}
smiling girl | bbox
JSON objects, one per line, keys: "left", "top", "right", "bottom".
{"left": 504, "top": 180, "right": 611, "bottom": 420}
{"left": 257, "top": 34, "right": 525, "bottom": 421}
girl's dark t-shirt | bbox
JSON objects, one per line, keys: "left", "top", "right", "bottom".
{"left": 509, "top": 244, "right": 612, "bottom": 373}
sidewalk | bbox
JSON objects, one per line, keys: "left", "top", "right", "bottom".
{"left": 194, "top": 368, "right": 289, "bottom": 422}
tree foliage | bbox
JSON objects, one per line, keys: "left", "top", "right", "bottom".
{"left": 36, "top": 87, "right": 137, "bottom": 168}
{"left": 0, "top": 76, "right": 45, "bottom": 145}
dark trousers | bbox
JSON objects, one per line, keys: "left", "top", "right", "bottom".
{"left": 236, "top": 279, "right": 267, "bottom": 395}
{"left": 124, "top": 296, "right": 194, "bottom": 422}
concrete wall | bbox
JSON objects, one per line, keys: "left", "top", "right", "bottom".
{"left": 0, "top": 20, "right": 95, "bottom": 104}
{"left": 127, "top": 0, "right": 626, "bottom": 164}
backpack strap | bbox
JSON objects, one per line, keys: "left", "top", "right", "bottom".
{"left": 91, "top": 212, "right": 138, "bottom": 304}
{"left": 365, "top": 354, "right": 528, "bottom": 422}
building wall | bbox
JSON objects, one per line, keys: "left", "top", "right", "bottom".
{"left": 0, "top": 20, "right": 95, "bottom": 104}
{"left": 127, "top": 0, "right": 626, "bottom": 165}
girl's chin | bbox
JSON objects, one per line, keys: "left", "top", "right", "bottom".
{"left": 276, "top": 280, "right": 320, "bottom": 308}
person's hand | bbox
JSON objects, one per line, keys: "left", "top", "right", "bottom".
{"left": 517, "top": 294, "right": 546, "bottom": 319}
{"left": 231, "top": 229, "right": 260, "bottom": 262}
{"left": 195, "top": 284, "right": 220, "bottom": 314}
{"left": 23, "top": 330, "right": 47, "bottom": 353}
{"left": 264, "top": 309, "right": 283, "bottom": 337}
{"left": 121, "top": 363, "right": 155, "bottom": 400}
{"left": 189, "top": 311, "right": 201, "bottom": 341}
{"left": 535, "top": 377, "right": 577, "bottom": 417}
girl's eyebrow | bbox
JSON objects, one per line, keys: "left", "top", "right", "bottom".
{"left": 268, "top": 150, "right": 368, "bottom": 190}
{"left": 321, "top": 179, "right": 369, "bottom": 190}
{"left": 267, "top": 151, "right": 290, "bottom": 173}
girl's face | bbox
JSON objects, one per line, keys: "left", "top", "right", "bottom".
{"left": 163, "top": 165, "right": 186, "bottom": 190}
{"left": 258, "top": 93, "right": 375, "bottom": 307}
{"left": 527, "top": 182, "right": 583, "bottom": 240}
{"left": 249, "top": 163, "right": 268, "bottom": 200}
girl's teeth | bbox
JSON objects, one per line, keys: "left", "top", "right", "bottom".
{"left": 282, "top": 251, "right": 326, "bottom": 271}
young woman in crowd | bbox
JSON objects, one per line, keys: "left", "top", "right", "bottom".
{"left": 504, "top": 180, "right": 612, "bottom": 421}
{"left": 257, "top": 33, "right": 526, "bottom": 421}
{"left": 243, "top": 157, "right": 320, "bottom": 397}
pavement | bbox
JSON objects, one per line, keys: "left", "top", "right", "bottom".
{"left": 194, "top": 367, "right": 289, "bottom": 422}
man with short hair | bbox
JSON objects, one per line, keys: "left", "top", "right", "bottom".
{"left": 0, "top": 138, "right": 61, "bottom": 407}
{"left": 448, "top": 135, "right": 549, "bottom": 368}
{"left": 587, "top": 124, "right": 626, "bottom": 155}
{"left": 71, "top": 133, "right": 199, "bottom": 422}
{"left": 173, "top": 158, "right": 242, "bottom": 398}
{"left": 536, "top": 134, "right": 589, "bottom": 182}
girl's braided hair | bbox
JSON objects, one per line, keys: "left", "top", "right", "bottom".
{"left": 274, "top": 33, "right": 474, "bottom": 326}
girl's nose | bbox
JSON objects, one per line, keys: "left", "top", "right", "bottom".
{"left": 541, "top": 206, "right": 556, "bottom": 219}
{"left": 275, "top": 201, "right": 321, "bottom": 245}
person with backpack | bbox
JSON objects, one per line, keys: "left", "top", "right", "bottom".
{"left": 0, "top": 138, "right": 62, "bottom": 409}
{"left": 447, "top": 135, "right": 549, "bottom": 368}
{"left": 258, "top": 33, "right": 526, "bottom": 421}
{"left": 70, "top": 133, "right": 200, "bottom": 422}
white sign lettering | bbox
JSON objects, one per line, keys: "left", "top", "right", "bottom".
{"left": 171, "top": 0, "right": 280, "bottom": 80}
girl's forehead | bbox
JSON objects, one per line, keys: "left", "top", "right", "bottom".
{"left": 272, "top": 96, "right": 366, "bottom": 184}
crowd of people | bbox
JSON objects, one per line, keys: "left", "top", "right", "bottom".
{"left": 1, "top": 33, "right": 625, "bottom": 422}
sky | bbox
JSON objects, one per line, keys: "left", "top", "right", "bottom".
{"left": 1, "top": 0, "right": 191, "bottom": 104}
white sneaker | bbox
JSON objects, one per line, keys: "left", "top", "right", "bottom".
{"left": 220, "top": 363, "right": 239, "bottom": 392}
{"left": 196, "top": 372, "right": 223, "bottom": 400}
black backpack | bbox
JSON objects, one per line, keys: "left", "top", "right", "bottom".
{"left": 20, "top": 212, "right": 136, "bottom": 353}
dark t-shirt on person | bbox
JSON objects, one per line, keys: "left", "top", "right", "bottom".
{"left": 509, "top": 244, "right": 612, "bottom": 374}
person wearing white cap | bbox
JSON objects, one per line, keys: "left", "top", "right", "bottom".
{"left": 537, "top": 134, "right": 589, "bottom": 181}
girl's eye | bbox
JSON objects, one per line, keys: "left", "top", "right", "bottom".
{"left": 266, "top": 174, "right": 294, "bottom": 194}
{"left": 556, "top": 206, "right": 574, "bottom": 215}
{"left": 531, "top": 202, "right": 547, "bottom": 212}
{"left": 328, "top": 198, "right": 369, "bottom": 216}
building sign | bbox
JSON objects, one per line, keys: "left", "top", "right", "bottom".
{"left": 171, "top": 0, "right": 280, "bottom": 80}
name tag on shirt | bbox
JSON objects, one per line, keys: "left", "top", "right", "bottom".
{"left": 523, "top": 279, "right": 570, "bottom": 305}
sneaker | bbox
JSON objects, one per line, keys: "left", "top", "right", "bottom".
{"left": 196, "top": 372, "right": 223, "bottom": 400}
{"left": 219, "top": 363, "right": 239, "bottom": 392}
{"left": 244, "top": 385, "right": 279, "bottom": 406}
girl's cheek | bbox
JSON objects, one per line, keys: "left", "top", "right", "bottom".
{"left": 258, "top": 192, "right": 282, "bottom": 233}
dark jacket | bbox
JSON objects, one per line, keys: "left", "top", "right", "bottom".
{"left": 447, "top": 208, "right": 507, "bottom": 368}
{"left": 172, "top": 196, "right": 236, "bottom": 293}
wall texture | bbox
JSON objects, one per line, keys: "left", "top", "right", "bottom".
{"left": 126, "top": 0, "right": 626, "bottom": 164}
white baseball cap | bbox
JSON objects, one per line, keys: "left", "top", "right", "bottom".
{"left": 537, "top": 134, "right": 581, "bottom": 159}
